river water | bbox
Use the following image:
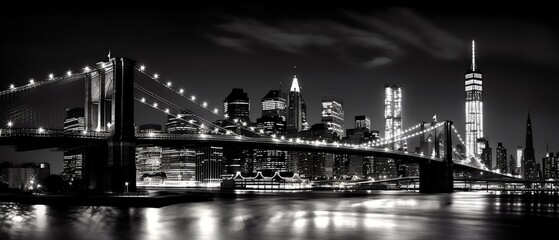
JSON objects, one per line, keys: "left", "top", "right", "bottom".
{"left": 1, "top": 191, "right": 558, "bottom": 240}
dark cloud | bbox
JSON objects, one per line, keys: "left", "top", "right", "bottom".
{"left": 362, "top": 56, "right": 392, "bottom": 68}
{"left": 347, "top": 8, "right": 466, "bottom": 60}
{"left": 213, "top": 18, "right": 335, "bottom": 53}
{"left": 208, "top": 8, "right": 466, "bottom": 67}
{"left": 209, "top": 35, "right": 251, "bottom": 52}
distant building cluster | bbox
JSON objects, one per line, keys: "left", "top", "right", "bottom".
{"left": 0, "top": 162, "right": 50, "bottom": 190}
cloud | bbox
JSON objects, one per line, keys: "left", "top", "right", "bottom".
{"left": 208, "top": 8, "right": 466, "bottom": 67}
{"left": 216, "top": 18, "right": 335, "bottom": 53}
{"left": 346, "top": 8, "right": 465, "bottom": 60}
{"left": 362, "top": 56, "right": 392, "bottom": 68}
{"left": 209, "top": 35, "right": 251, "bottom": 52}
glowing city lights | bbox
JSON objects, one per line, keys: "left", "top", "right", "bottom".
{"left": 139, "top": 65, "right": 146, "bottom": 71}
{"left": 48, "top": 73, "right": 54, "bottom": 80}
{"left": 67, "top": 71, "right": 72, "bottom": 77}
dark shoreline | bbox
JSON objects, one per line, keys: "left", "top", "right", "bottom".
{"left": 0, "top": 192, "right": 213, "bottom": 207}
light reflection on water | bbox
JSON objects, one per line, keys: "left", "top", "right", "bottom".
{"left": 1, "top": 191, "right": 559, "bottom": 240}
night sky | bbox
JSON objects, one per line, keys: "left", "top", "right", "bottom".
{"left": 1, "top": 5, "right": 558, "bottom": 174}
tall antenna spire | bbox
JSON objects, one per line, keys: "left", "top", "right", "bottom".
{"left": 471, "top": 40, "right": 476, "bottom": 71}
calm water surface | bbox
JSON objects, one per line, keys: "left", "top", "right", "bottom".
{"left": 1, "top": 191, "right": 558, "bottom": 240}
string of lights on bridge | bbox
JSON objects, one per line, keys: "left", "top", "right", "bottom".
{"left": 133, "top": 97, "right": 242, "bottom": 138}
{"left": 0, "top": 65, "right": 106, "bottom": 96}
{"left": 133, "top": 83, "right": 243, "bottom": 137}
{"left": 135, "top": 65, "right": 278, "bottom": 136}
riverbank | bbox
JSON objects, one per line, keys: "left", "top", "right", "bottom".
{"left": 0, "top": 191, "right": 213, "bottom": 207}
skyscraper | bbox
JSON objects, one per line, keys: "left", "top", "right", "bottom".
{"left": 355, "top": 115, "right": 371, "bottom": 130}
{"left": 223, "top": 88, "right": 250, "bottom": 123}
{"left": 542, "top": 152, "right": 557, "bottom": 179}
{"left": 476, "top": 138, "right": 491, "bottom": 169}
{"left": 508, "top": 154, "right": 517, "bottom": 175}
{"left": 301, "top": 97, "right": 309, "bottom": 130}
{"left": 321, "top": 96, "right": 345, "bottom": 138}
{"left": 516, "top": 146, "right": 524, "bottom": 177}
{"left": 496, "top": 142, "right": 507, "bottom": 173}
{"left": 465, "top": 40, "right": 484, "bottom": 158}
{"left": 256, "top": 90, "right": 287, "bottom": 135}
{"left": 480, "top": 139, "right": 492, "bottom": 170}
{"left": 287, "top": 75, "right": 307, "bottom": 133}
{"left": 261, "top": 90, "right": 287, "bottom": 118}
{"left": 524, "top": 114, "right": 538, "bottom": 180}
{"left": 384, "top": 84, "right": 405, "bottom": 150}
{"left": 195, "top": 146, "right": 224, "bottom": 183}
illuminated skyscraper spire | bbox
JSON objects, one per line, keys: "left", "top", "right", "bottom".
{"left": 465, "top": 40, "right": 483, "bottom": 158}
{"left": 471, "top": 40, "right": 476, "bottom": 71}
{"left": 290, "top": 66, "right": 300, "bottom": 92}
{"left": 290, "top": 75, "right": 300, "bottom": 92}
{"left": 287, "top": 66, "right": 303, "bottom": 132}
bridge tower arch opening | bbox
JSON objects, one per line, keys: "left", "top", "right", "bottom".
{"left": 419, "top": 121, "right": 454, "bottom": 193}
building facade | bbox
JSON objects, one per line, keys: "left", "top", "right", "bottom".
{"left": 516, "top": 146, "right": 524, "bottom": 177}
{"left": 524, "top": 114, "right": 538, "bottom": 180}
{"left": 355, "top": 115, "right": 371, "bottom": 130}
{"left": 195, "top": 146, "right": 224, "bottom": 183}
{"left": 321, "top": 96, "right": 345, "bottom": 138}
{"left": 166, "top": 111, "right": 198, "bottom": 133}
{"left": 223, "top": 88, "right": 250, "bottom": 124}
{"left": 542, "top": 152, "right": 558, "bottom": 179}
{"left": 256, "top": 90, "right": 287, "bottom": 135}
{"left": 496, "top": 142, "right": 507, "bottom": 173}
{"left": 63, "top": 149, "right": 84, "bottom": 182}
{"left": 384, "top": 84, "right": 405, "bottom": 150}
{"left": 64, "top": 108, "right": 85, "bottom": 132}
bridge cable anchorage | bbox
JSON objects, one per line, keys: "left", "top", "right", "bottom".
{"left": 134, "top": 67, "right": 265, "bottom": 136}
{"left": 0, "top": 65, "right": 104, "bottom": 96}
{"left": 133, "top": 85, "right": 240, "bottom": 137}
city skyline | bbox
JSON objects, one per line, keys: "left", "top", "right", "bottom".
{"left": 1, "top": 5, "right": 559, "bottom": 173}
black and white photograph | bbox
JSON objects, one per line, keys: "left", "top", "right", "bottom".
{"left": 1, "top": 4, "right": 558, "bottom": 240}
